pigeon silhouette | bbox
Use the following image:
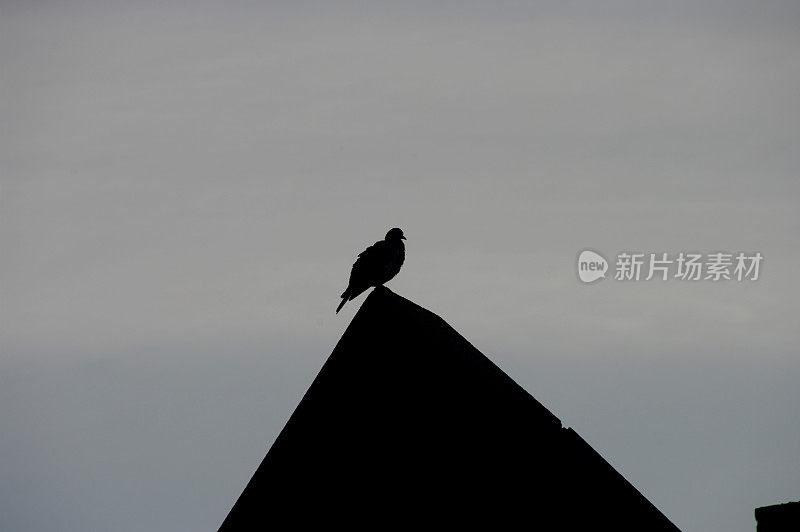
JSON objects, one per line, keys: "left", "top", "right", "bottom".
{"left": 336, "top": 228, "right": 406, "bottom": 313}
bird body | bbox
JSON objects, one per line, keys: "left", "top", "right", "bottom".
{"left": 336, "top": 228, "right": 406, "bottom": 313}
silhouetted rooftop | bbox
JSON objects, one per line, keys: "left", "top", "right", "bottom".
{"left": 219, "top": 287, "right": 680, "bottom": 530}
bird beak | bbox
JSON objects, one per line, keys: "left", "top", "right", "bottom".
{"left": 401, "top": 235, "right": 406, "bottom": 240}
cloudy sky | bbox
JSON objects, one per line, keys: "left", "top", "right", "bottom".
{"left": 2, "top": 1, "right": 799, "bottom": 531}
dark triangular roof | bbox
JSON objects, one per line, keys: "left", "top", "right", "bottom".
{"left": 218, "top": 287, "right": 680, "bottom": 530}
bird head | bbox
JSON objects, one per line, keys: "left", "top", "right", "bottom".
{"left": 385, "top": 227, "right": 406, "bottom": 241}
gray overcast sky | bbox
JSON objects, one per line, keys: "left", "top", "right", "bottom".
{"left": 2, "top": 1, "right": 799, "bottom": 531}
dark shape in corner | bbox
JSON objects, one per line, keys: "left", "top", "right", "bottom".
{"left": 219, "top": 287, "right": 681, "bottom": 530}
{"left": 756, "top": 500, "right": 800, "bottom": 531}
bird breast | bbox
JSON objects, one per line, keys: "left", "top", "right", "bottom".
{"left": 382, "top": 243, "right": 405, "bottom": 282}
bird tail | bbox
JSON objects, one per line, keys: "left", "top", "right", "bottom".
{"left": 336, "top": 289, "right": 350, "bottom": 314}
